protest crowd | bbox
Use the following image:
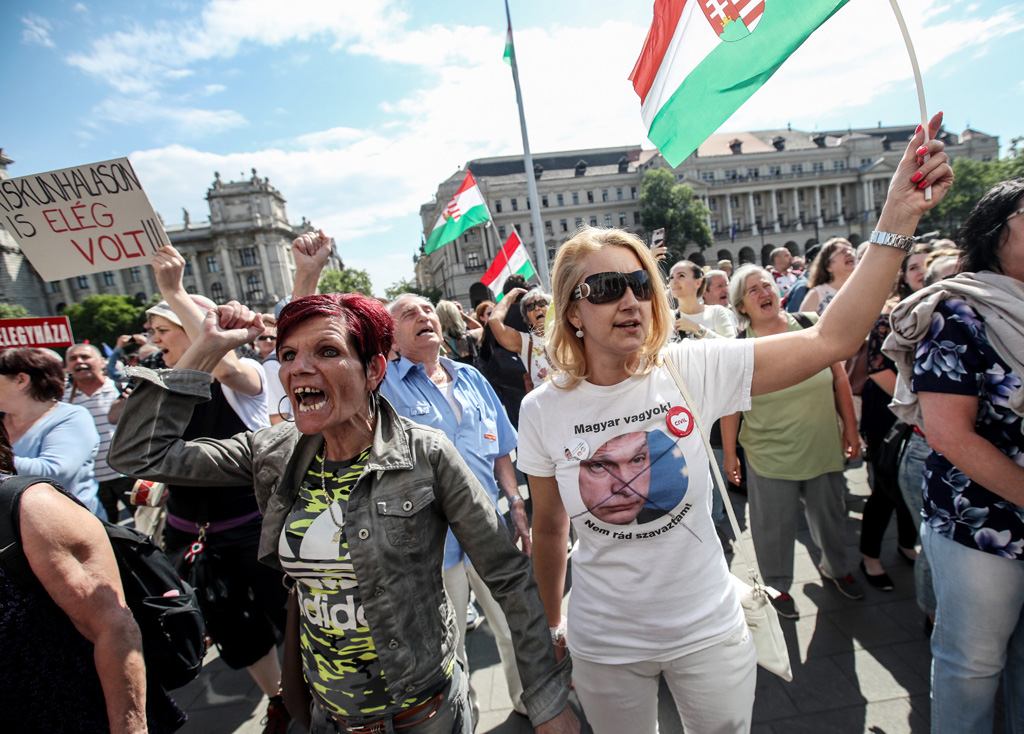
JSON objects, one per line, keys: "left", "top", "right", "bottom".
{"left": 3, "top": 58, "right": 1024, "bottom": 734}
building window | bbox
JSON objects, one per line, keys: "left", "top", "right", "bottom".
{"left": 511, "top": 198, "right": 518, "bottom": 211}
{"left": 102, "top": 270, "right": 116, "bottom": 286}
{"left": 604, "top": 214, "right": 612, "bottom": 227}
{"left": 76, "top": 275, "right": 90, "bottom": 289}
{"left": 725, "top": 169, "right": 737, "bottom": 180}
{"left": 812, "top": 162, "right": 824, "bottom": 172}
{"left": 616, "top": 188, "right": 623, "bottom": 200}
{"left": 575, "top": 217, "right": 583, "bottom": 227}
{"left": 834, "top": 160, "right": 846, "bottom": 170}
{"left": 183, "top": 260, "right": 193, "bottom": 276}
{"left": 729, "top": 196, "right": 739, "bottom": 208}
{"left": 769, "top": 165, "right": 782, "bottom": 176}
{"left": 246, "top": 275, "right": 264, "bottom": 302}
{"left": 755, "top": 215, "right": 763, "bottom": 228}
{"left": 545, "top": 221, "right": 553, "bottom": 234}
{"left": 633, "top": 211, "right": 641, "bottom": 225}
{"left": 557, "top": 193, "right": 564, "bottom": 206}
{"left": 618, "top": 212, "right": 627, "bottom": 226}
{"left": 48, "top": 281, "right": 62, "bottom": 293}
{"left": 526, "top": 198, "right": 531, "bottom": 210}
{"left": 206, "top": 255, "right": 219, "bottom": 273}
{"left": 791, "top": 164, "right": 803, "bottom": 174}
{"left": 494, "top": 200, "right": 503, "bottom": 213}
{"left": 560, "top": 219, "right": 568, "bottom": 232}
{"left": 210, "top": 282, "right": 225, "bottom": 304}
{"left": 241, "top": 247, "right": 259, "bottom": 266}
{"left": 631, "top": 186, "right": 638, "bottom": 199}
{"left": 589, "top": 216, "right": 597, "bottom": 227}
{"left": 541, "top": 195, "right": 549, "bottom": 208}
{"left": 798, "top": 190, "right": 805, "bottom": 201}
{"left": 708, "top": 199, "right": 717, "bottom": 211}
{"left": 185, "top": 284, "right": 198, "bottom": 295}
{"left": 529, "top": 222, "right": 534, "bottom": 235}
{"left": 701, "top": 171, "right": 715, "bottom": 182}
{"left": 587, "top": 191, "right": 594, "bottom": 204}
{"left": 467, "top": 252, "right": 480, "bottom": 268}
{"left": 753, "top": 193, "right": 762, "bottom": 206}
{"left": 861, "top": 158, "right": 872, "bottom": 167}
{"left": 128, "top": 267, "right": 141, "bottom": 283}
{"left": 498, "top": 225, "right": 507, "bottom": 239}
{"left": 602, "top": 189, "right": 609, "bottom": 202}
{"left": 747, "top": 168, "right": 759, "bottom": 178}
{"left": 548, "top": 248, "right": 556, "bottom": 261}
{"left": 777, "top": 191, "right": 785, "bottom": 203}
{"left": 711, "top": 221, "right": 719, "bottom": 233}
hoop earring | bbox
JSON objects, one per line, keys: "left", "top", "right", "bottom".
{"left": 277, "top": 395, "right": 295, "bottom": 422}
{"left": 367, "top": 391, "right": 376, "bottom": 420}
{"left": 575, "top": 328, "right": 584, "bottom": 338}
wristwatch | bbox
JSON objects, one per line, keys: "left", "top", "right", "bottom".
{"left": 695, "top": 326, "right": 708, "bottom": 339}
{"left": 869, "top": 230, "right": 917, "bottom": 252}
{"left": 507, "top": 494, "right": 524, "bottom": 505}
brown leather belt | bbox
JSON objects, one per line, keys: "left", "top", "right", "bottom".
{"left": 331, "top": 690, "right": 446, "bottom": 733}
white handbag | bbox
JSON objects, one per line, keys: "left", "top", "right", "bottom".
{"left": 664, "top": 358, "right": 794, "bottom": 682}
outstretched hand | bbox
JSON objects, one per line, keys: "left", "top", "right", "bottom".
{"left": 885, "top": 111, "right": 954, "bottom": 218}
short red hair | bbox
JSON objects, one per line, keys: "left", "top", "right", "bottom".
{"left": 276, "top": 293, "right": 393, "bottom": 385}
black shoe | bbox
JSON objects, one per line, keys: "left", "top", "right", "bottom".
{"left": 820, "top": 565, "right": 865, "bottom": 600}
{"left": 859, "top": 560, "right": 894, "bottom": 591}
{"left": 770, "top": 591, "right": 800, "bottom": 620}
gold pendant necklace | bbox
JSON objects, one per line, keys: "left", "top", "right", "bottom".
{"left": 321, "top": 449, "right": 344, "bottom": 543}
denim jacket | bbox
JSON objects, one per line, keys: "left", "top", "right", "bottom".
{"left": 108, "top": 367, "right": 571, "bottom": 725}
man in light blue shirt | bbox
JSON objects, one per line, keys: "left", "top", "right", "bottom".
{"left": 382, "top": 293, "right": 530, "bottom": 718}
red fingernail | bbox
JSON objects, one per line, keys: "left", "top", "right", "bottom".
{"left": 911, "top": 172, "right": 923, "bottom": 183}
{"left": 917, "top": 145, "right": 928, "bottom": 156}
{"left": 918, "top": 179, "right": 928, "bottom": 189}
{"left": 915, "top": 124, "right": 922, "bottom": 134}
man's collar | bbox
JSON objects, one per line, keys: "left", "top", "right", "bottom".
{"left": 394, "top": 354, "right": 464, "bottom": 380}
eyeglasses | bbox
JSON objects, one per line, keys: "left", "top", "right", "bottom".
{"left": 523, "top": 301, "right": 547, "bottom": 314}
{"left": 1006, "top": 207, "right": 1024, "bottom": 222}
{"left": 257, "top": 335, "right": 276, "bottom": 342}
{"left": 571, "top": 270, "right": 653, "bottom": 305}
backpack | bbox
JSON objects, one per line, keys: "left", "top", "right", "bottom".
{"left": 0, "top": 475, "right": 206, "bottom": 691}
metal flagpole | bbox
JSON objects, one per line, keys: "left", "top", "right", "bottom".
{"left": 505, "top": 0, "right": 550, "bottom": 290}
{"left": 887, "top": 0, "right": 932, "bottom": 201}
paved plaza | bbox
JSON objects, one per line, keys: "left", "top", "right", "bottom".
{"left": 167, "top": 461, "right": 982, "bottom": 734}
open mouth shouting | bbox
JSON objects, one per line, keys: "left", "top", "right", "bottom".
{"left": 295, "top": 386, "right": 327, "bottom": 413}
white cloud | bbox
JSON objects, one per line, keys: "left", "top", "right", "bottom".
{"left": 22, "top": 16, "right": 56, "bottom": 48}
{"left": 89, "top": 95, "right": 247, "bottom": 137}
{"left": 203, "top": 83, "right": 226, "bottom": 95}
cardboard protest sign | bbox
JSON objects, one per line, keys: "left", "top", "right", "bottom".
{"left": 0, "top": 316, "right": 74, "bottom": 349}
{"left": 0, "top": 158, "right": 169, "bottom": 281}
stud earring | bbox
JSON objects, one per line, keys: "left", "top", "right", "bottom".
{"left": 575, "top": 328, "right": 584, "bottom": 338}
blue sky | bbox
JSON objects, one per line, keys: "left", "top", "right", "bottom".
{"left": 5, "top": 0, "right": 1023, "bottom": 295}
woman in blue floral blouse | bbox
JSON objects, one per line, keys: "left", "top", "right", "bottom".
{"left": 884, "top": 178, "right": 1024, "bottom": 734}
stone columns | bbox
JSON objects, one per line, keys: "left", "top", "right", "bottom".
{"left": 748, "top": 192, "right": 758, "bottom": 236}
{"left": 835, "top": 184, "right": 845, "bottom": 225}
{"left": 770, "top": 189, "right": 780, "bottom": 233}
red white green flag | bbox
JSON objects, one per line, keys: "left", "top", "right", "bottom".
{"left": 630, "top": 0, "right": 851, "bottom": 166}
{"left": 424, "top": 171, "right": 491, "bottom": 255}
{"left": 482, "top": 230, "right": 535, "bottom": 302}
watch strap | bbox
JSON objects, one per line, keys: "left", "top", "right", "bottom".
{"left": 869, "top": 230, "right": 917, "bottom": 253}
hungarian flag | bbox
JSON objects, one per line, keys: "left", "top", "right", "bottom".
{"left": 482, "top": 230, "right": 536, "bottom": 302}
{"left": 424, "top": 171, "right": 491, "bottom": 255}
{"left": 630, "top": 0, "right": 851, "bottom": 166}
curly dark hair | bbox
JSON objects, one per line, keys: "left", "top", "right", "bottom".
{"left": 958, "top": 179, "right": 1024, "bottom": 274}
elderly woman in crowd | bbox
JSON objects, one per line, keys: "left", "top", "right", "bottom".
{"left": 109, "top": 290, "right": 578, "bottom": 734}
{"left": 0, "top": 347, "right": 102, "bottom": 519}
{"left": 884, "top": 178, "right": 1024, "bottom": 734}
{"left": 799, "top": 237, "right": 858, "bottom": 314}
{"left": 516, "top": 115, "right": 951, "bottom": 734}
{"left": 720, "top": 264, "right": 862, "bottom": 620}
{"left": 490, "top": 286, "right": 554, "bottom": 389}
{"left": 0, "top": 423, "right": 185, "bottom": 733}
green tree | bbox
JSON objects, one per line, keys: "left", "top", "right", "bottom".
{"left": 61, "top": 294, "right": 148, "bottom": 349}
{"left": 318, "top": 268, "right": 374, "bottom": 297}
{"left": 0, "top": 303, "right": 29, "bottom": 319}
{"left": 639, "top": 168, "right": 713, "bottom": 263}
{"left": 384, "top": 278, "right": 443, "bottom": 304}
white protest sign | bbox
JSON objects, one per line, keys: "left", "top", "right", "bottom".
{"left": 0, "top": 157, "right": 169, "bottom": 281}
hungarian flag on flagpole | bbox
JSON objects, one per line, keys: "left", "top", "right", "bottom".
{"left": 482, "top": 230, "right": 536, "bottom": 302}
{"left": 630, "top": 0, "right": 851, "bottom": 166}
{"left": 424, "top": 171, "right": 491, "bottom": 255}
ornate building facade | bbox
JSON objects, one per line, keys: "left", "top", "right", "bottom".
{"left": 417, "top": 125, "right": 999, "bottom": 305}
{"left": 0, "top": 156, "right": 339, "bottom": 316}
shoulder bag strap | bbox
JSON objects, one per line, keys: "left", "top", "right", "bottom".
{"left": 662, "top": 358, "right": 765, "bottom": 589}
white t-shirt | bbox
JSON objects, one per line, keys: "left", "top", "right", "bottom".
{"left": 517, "top": 339, "right": 754, "bottom": 664}
{"left": 680, "top": 304, "right": 737, "bottom": 338}
{"left": 221, "top": 357, "right": 271, "bottom": 431}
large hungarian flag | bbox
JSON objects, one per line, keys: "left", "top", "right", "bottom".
{"left": 424, "top": 171, "right": 491, "bottom": 255}
{"left": 630, "top": 0, "right": 851, "bottom": 166}
{"left": 482, "top": 230, "right": 535, "bottom": 302}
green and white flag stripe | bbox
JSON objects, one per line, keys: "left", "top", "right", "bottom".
{"left": 424, "top": 171, "right": 491, "bottom": 255}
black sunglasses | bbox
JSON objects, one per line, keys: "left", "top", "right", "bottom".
{"left": 571, "top": 270, "right": 653, "bottom": 305}
{"left": 257, "top": 335, "right": 276, "bottom": 342}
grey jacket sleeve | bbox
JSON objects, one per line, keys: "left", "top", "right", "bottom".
{"left": 428, "top": 435, "right": 571, "bottom": 726}
{"left": 107, "top": 367, "right": 257, "bottom": 488}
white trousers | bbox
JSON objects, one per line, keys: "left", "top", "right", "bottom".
{"left": 571, "top": 625, "right": 757, "bottom": 734}
{"left": 443, "top": 561, "right": 525, "bottom": 715}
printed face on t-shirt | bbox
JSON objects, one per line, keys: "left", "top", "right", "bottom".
{"left": 578, "top": 431, "right": 651, "bottom": 525}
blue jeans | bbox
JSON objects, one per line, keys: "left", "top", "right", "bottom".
{"left": 310, "top": 661, "right": 472, "bottom": 734}
{"left": 923, "top": 525, "right": 1024, "bottom": 734}
{"left": 898, "top": 431, "right": 936, "bottom": 616}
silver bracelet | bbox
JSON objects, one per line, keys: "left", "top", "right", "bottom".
{"left": 550, "top": 619, "right": 567, "bottom": 644}
{"left": 869, "top": 230, "right": 917, "bottom": 252}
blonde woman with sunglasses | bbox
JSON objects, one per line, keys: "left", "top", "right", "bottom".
{"left": 515, "top": 115, "right": 953, "bottom": 734}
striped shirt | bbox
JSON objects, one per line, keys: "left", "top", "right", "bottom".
{"left": 64, "top": 378, "right": 121, "bottom": 482}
